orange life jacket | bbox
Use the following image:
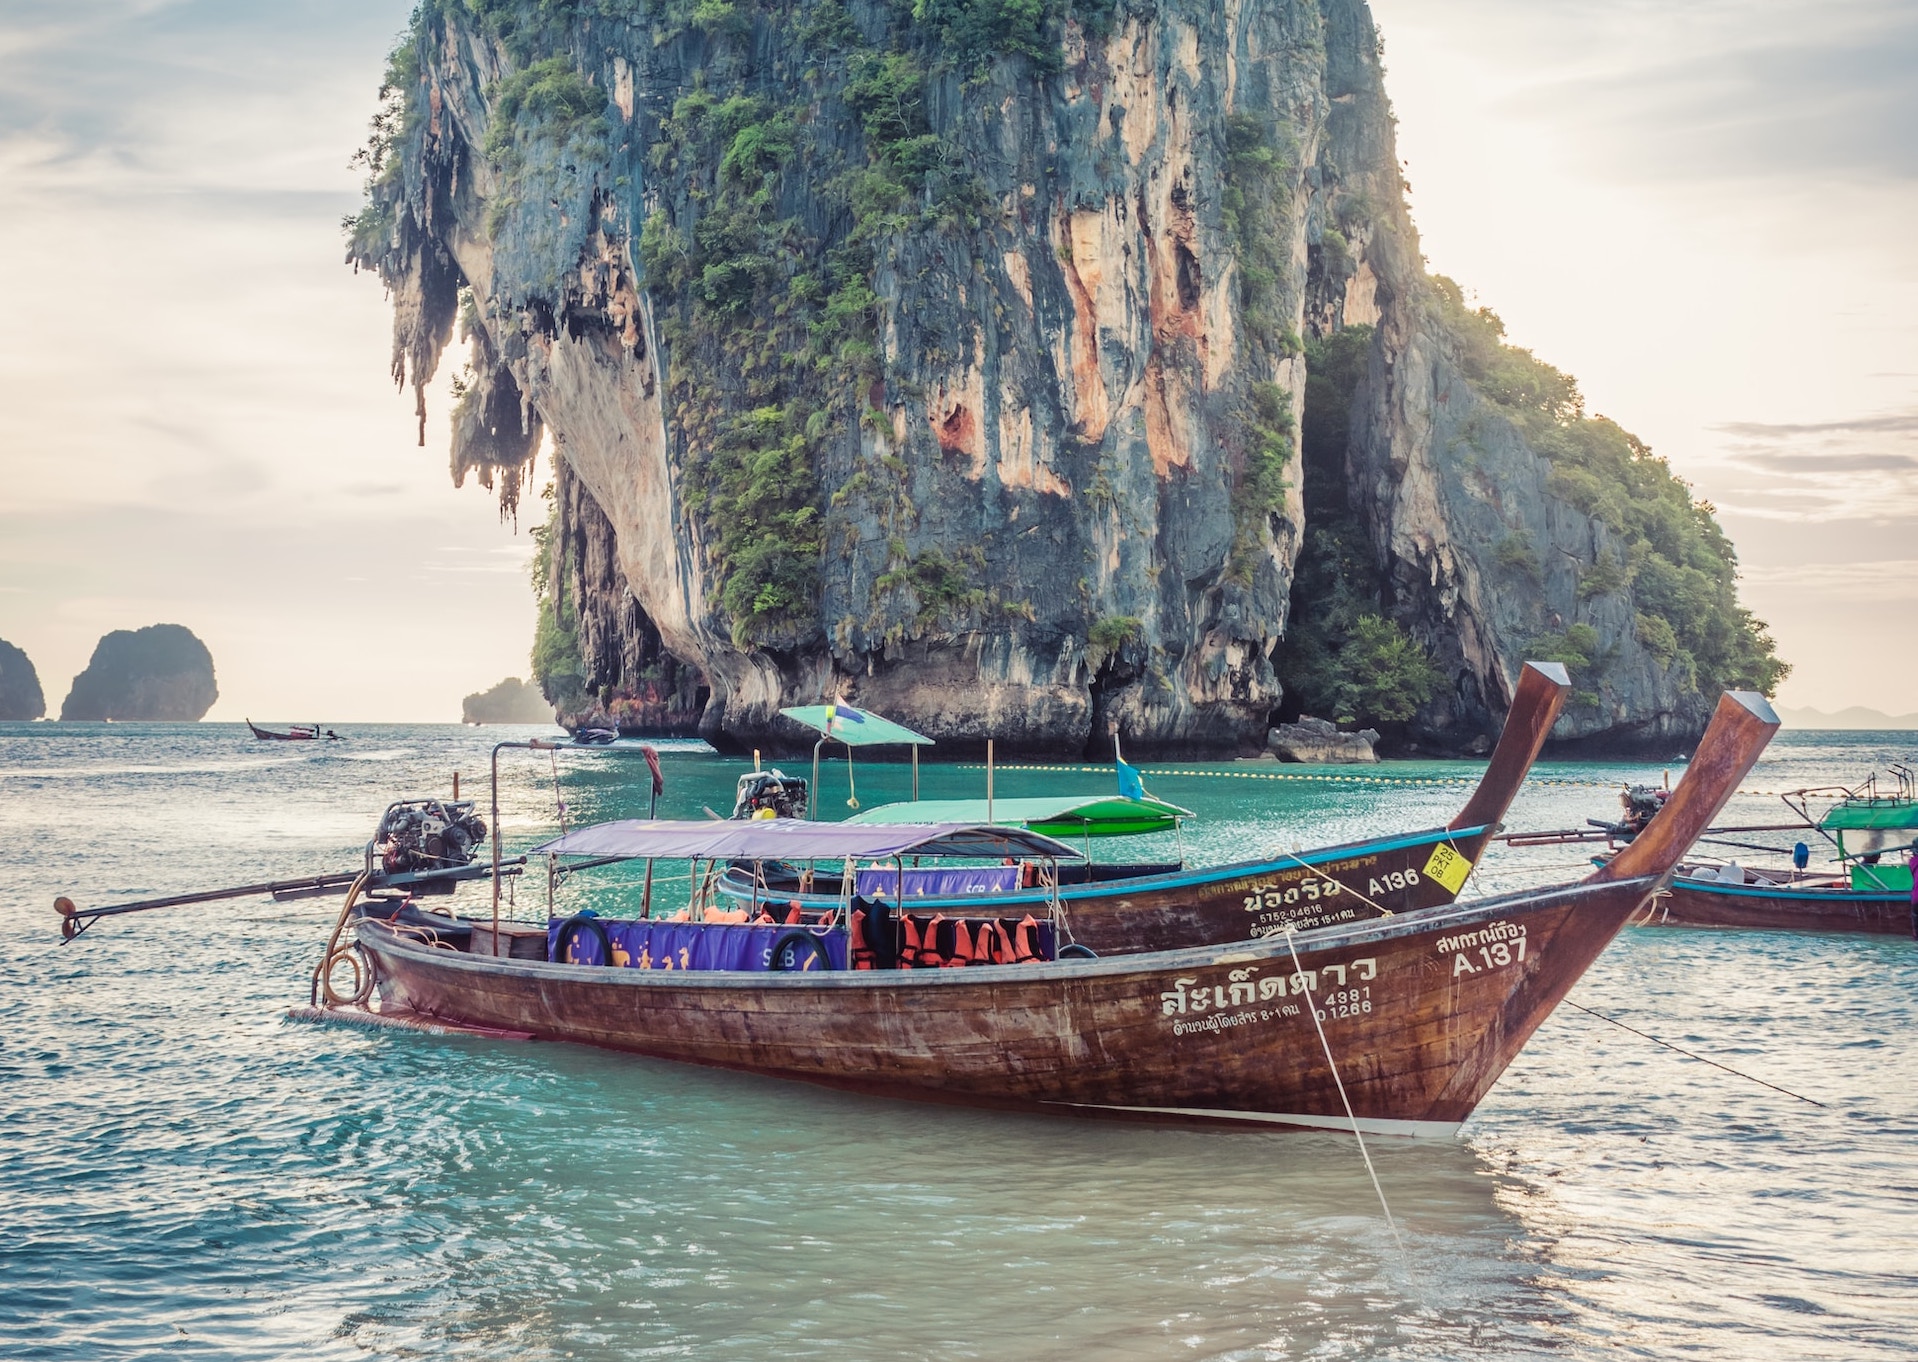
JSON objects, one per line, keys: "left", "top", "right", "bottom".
{"left": 912, "top": 914, "right": 949, "bottom": 967}
{"left": 785, "top": 903, "right": 803, "bottom": 925}
{"left": 851, "top": 909, "right": 873, "bottom": 970}
{"left": 1011, "top": 914, "right": 1042, "bottom": 963}
{"left": 944, "top": 919, "right": 975, "bottom": 967}
{"left": 899, "top": 913, "right": 925, "bottom": 968}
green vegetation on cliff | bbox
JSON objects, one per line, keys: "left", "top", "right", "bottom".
{"left": 423, "top": 0, "right": 1100, "bottom": 651}
{"left": 529, "top": 488, "right": 591, "bottom": 713}
{"left": 1431, "top": 276, "right": 1788, "bottom": 697}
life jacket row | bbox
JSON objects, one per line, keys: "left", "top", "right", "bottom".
{"left": 849, "top": 901, "right": 1049, "bottom": 970}
{"left": 699, "top": 901, "right": 833, "bottom": 927}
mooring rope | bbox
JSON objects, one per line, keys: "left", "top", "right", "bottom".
{"left": 1282, "top": 928, "right": 1406, "bottom": 1258}
{"left": 1563, "top": 1000, "right": 1827, "bottom": 1108}
{"left": 1280, "top": 849, "right": 1392, "bottom": 916}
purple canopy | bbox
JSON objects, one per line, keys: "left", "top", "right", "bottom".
{"left": 529, "top": 818, "right": 1081, "bottom": 862}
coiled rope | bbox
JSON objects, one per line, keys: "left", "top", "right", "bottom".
{"left": 311, "top": 870, "right": 375, "bottom": 1008}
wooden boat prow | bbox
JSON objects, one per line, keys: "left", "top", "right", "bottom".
{"left": 1450, "top": 660, "right": 1571, "bottom": 835}
{"left": 1594, "top": 691, "right": 1778, "bottom": 884}
{"left": 343, "top": 689, "right": 1777, "bottom": 1132}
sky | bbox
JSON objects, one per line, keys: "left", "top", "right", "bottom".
{"left": 0, "top": 1, "right": 1913, "bottom": 720}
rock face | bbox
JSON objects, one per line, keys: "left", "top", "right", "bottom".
{"left": 352, "top": 0, "right": 1780, "bottom": 755}
{"left": 0, "top": 639, "right": 45, "bottom": 720}
{"left": 60, "top": 625, "right": 218, "bottom": 722}
{"left": 1267, "top": 715, "right": 1378, "bottom": 764}
{"left": 462, "top": 676, "right": 554, "bottom": 723}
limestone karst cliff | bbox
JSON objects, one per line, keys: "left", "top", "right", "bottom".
{"left": 0, "top": 638, "right": 46, "bottom": 721}
{"left": 462, "top": 675, "right": 557, "bottom": 723}
{"left": 60, "top": 625, "right": 218, "bottom": 722}
{"left": 351, "top": 0, "right": 1783, "bottom": 754}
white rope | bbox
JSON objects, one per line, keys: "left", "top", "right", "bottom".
{"left": 1280, "top": 850, "right": 1392, "bottom": 916}
{"left": 1282, "top": 928, "right": 1406, "bottom": 1260}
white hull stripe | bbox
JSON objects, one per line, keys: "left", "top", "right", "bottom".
{"left": 1048, "top": 1102, "right": 1462, "bottom": 1140}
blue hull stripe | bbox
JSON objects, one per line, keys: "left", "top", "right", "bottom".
{"left": 728, "top": 823, "right": 1488, "bottom": 910}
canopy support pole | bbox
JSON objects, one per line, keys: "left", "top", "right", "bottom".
{"left": 912, "top": 745, "right": 919, "bottom": 802}
{"left": 986, "top": 739, "right": 995, "bottom": 825}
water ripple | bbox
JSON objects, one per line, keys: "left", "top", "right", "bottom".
{"left": 2, "top": 723, "right": 1915, "bottom": 1358}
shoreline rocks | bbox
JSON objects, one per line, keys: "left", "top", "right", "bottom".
{"left": 1267, "top": 716, "right": 1380, "bottom": 764}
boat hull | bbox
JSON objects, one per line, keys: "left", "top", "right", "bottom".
{"left": 360, "top": 874, "right": 1653, "bottom": 1132}
{"left": 1646, "top": 876, "right": 1912, "bottom": 935}
{"left": 724, "top": 824, "right": 1496, "bottom": 955}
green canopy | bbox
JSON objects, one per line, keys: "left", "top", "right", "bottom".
{"left": 1820, "top": 800, "right": 1918, "bottom": 832}
{"left": 779, "top": 703, "right": 933, "bottom": 748}
{"left": 847, "top": 794, "right": 1192, "bottom": 838}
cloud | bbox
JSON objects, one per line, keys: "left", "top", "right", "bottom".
{"left": 1716, "top": 412, "right": 1918, "bottom": 439}
{"left": 1699, "top": 407, "right": 1918, "bottom": 522}
{"left": 1388, "top": 0, "right": 1918, "bottom": 189}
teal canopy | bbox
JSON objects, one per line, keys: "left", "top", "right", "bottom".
{"left": 847, "top": 794, "right": 1191, "bottom": 838}
{"left": 779, "top": 703, "right": 933, "bottom": 748}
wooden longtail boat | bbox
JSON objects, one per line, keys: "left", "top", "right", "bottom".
{"left": 716, "top": 661, "right": 1573, "bottom": 952}
{"left": 348, "top": 691, "right": 1776, "bottom": 1134}
{"left": 1636, "top": 780, "right": 1918, "bottom": 935}
{"left": 246, "top": 719, "right": 323, "bottom": 741}
{"left": 1645, "top": 871, "right": 1910, "bottom": 935}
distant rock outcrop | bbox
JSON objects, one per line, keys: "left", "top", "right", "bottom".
{"left": 60, "top": 625, "right": 218, "bottom": 721}
{"left": 462, "top": 676, "right": 554, "bottom": 724}
{"left": 1267, "top": 716, "right": 1379, "bottom": 764}
{"left": 0, "top": 639, "right": 45, "bottom": 720}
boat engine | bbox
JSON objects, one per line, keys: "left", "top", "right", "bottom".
{"left": 731, "top": 770, "right": 808, "bottom": 820}
{"left": 376, "top": 799, "right": 489, "bottom": 873}
{"left": 1616, "top": 784, "right": 1669, "bottom": 840}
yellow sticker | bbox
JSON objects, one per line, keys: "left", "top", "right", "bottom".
{"left": 1422, "top": 842, "right": 1473, "bottom": 894}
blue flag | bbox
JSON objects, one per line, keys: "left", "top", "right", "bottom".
{"left": 1116, "top": 759, "right": 1145, "bottom": 801}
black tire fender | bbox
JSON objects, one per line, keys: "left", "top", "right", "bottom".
{"left": 554, "top": 915, "right": 613, "bottom": 966}
{"left": 769, "top": 929, "right": 834, "bottom": 972}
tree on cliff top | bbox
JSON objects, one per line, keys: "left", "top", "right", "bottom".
{"left": 0, "top": 638, "right": 46, "bottom": 721}
{"left": 60, "top": 624, "right": 218, "bottom": 721}
{"left": 1430, "top": 276, "right": 1788, "bottom": 697}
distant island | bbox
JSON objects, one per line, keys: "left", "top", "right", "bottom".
{"left": 1775, "top": 705, "right": 1918, "bottom": 731}
{"left": 61, "top": 624, "right": 218, "bottom": 721}
{"left": 462, "top": 676, "right": 554, "bottom": 724}
{"left": 0, "top": 638, "right": 45, "bottom": 720}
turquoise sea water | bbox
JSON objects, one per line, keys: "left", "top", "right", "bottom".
{"left": 2, "top": 722, "right": 1916, "bottom": 1359}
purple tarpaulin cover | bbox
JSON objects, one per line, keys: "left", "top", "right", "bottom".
{"left": 548, "top": 918, "right": 848, "bottom": 972}
{"left": 530, "top": 818, "right": 1079, "bottom": 863}
{"left": 854, "top": 865, "right": 1023, "bottom": 900}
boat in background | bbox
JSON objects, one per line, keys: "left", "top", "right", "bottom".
{"left": 246, "top": 720, "right": 339, "bottom": 741}
{"left": 344, "top": 690, "right": 1779, "bottom": 1134}
{"left": 1646, "top": 770, "right": 1918, "bottom": 936}
{"left": 720, "top": 661, "right": 1574, "bottom": 952}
